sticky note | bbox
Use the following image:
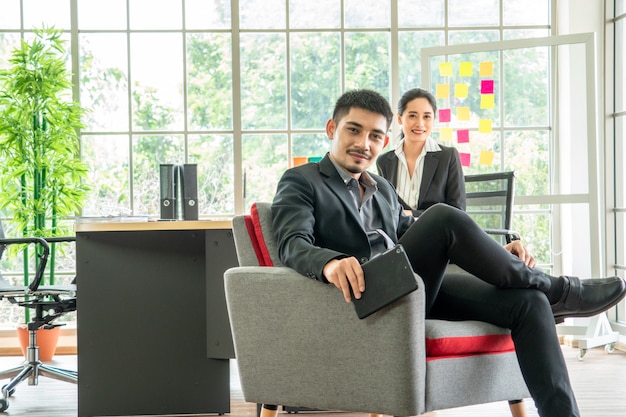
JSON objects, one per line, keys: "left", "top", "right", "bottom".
{"left": 479, "top": 119, "right": 492, "bottom": 133}
{"left": 454, "top": 83, "right": 468, "bottom": 98}
{"left": 439, "top": 62, "right": 453, "bottom": 77}
{"left": 478, "top": 150, "right": 495, "bottom": 166}
{"left": 457, "top": 129, "right": 470, "bottom": 143}
{"left": 439, "top": 127, "right": 453, "bottom": 141}
{"left": 439, "top": 109, "right": 451, "bottom": 123}
{"left": 456, "top": 106, "right": 470, "bottom": 121}
{"left": 436, "top": 83, "right": 450, "bottom": 99}
{"left": 459, "top": 62, "right": 473, "bottom": 77}
{"left": 481, "top": 79, "right": 494, "bottom": 94}
{"left": 480, "top": 94, "right": 495, "bottom": 109}
{"left": 459, "top": 152, "right": 471, "bottom": 167}
{"left": 480, "top": 61, "right": 493, "bottom": 77}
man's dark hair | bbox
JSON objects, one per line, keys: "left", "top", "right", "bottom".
{"left": 332, "top": 89, "right": 393, "bottom": 130}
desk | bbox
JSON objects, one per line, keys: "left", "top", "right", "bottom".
{"left": 75, "top": 220, "right": 237, "bottom": 417}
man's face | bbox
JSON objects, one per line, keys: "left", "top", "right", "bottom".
{"left": 326, "top": 107, "right": 389, "bottom": 179}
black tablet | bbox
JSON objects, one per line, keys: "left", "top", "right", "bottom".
{"left": 352, "top": 244, "right": 418, "bottom": 319}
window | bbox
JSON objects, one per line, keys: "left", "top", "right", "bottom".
{"left": 0, "top": 0, "right": 561, "bottom": 325}
{"left": 611, "top": 0, "right": 626, "bottom": 325}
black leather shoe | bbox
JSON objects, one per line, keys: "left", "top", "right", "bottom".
{"left": 552, "top": 276, "right": 626, "bottom": 323}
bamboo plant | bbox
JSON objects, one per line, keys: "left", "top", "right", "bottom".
{"left": 0, "top": 28, "right": 89, "bottom": 321}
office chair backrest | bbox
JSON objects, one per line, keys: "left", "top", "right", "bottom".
{"left": 463, "top": 171, "right": 516, "bottom": 244}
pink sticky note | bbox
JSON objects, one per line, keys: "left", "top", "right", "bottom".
{"left": 481, "top": 79, "right": 494, "bottom": 94}
{"left": 457, "top": 129, "right": 470, "bottom": 143}
{"left": 459, "top": 152, "right": 471, "bottom": 167}
{"left": 439, "top": 109, "right": 451, "bottom": 123}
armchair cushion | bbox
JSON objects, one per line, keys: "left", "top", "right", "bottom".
{"left": 425, "top": 320, "right": 515, "bottom": 360}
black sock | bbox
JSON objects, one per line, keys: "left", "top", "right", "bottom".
{"left": 546, "top": 276, "right": 568, "bottom": 304}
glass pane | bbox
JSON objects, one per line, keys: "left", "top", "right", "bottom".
{"left": 504, "top": 130, "right": 549, "bottom": 196}
{"left": 0, "top": 33, "right": 20, "bottom": 68}
{"left": 453, "top": 131, "right": 502, "bottom": 172}
{"left": 448, "top": 0, "right": 499, "bottom": 27}
{"left": 188, "top": 135, "right": 234, "bottom": 215}
{"left": 617, "top": 19, "right": 625, "bottom": 112}
{"left": 77, "top": 0, "right": 127, "bottom": 29}
{"left": 398, "top": 31, "right": 444, "bottom": 92}
{"left": 242, "top": 134, "right": 288, "bottom": 211}
{"left": 132, "top": 135, "right": 185, "bottom": 216}
{"left": 513, "top": 208, "right": 552, "bottom": 266}
{"left": 240, "top": 0, "right": 285, "bottom": 29}
{"left": 23, "top": 0, "right": 71, "bottom": 29}
{"left": 81, "top": 135, "right": 131, "bottom": 217}
{"left": 617, "top": 0, "right": 625, "bottom": 15}
{"left": 80, "top": 34, "right": 129, "bottom": 132}
{"left": 292, "top": 133, "right": 329, "bottom": 162}
{"left": 345, "top": 32, "right": 390, "bottom": 95}
{"left": 345, "top": 0, "right": 390, "bottom": 29}
{"left": 0, "top": 0, "right": 21, "bottom": 29}
{"left": 503, "top": 0, "right": 549, "bottom": 25}
{"left": 617, "top": 116, "right": 625, "bottom": 207}
{"left": 398, "top": 0, "right": 444, "bottom": 28}
{"left": 186, "top": 33, "right": 233, "bottom": 130}
{"left": 290, "top": 32, "right": 340, "bottom": 129}
{"left": 240, "top": 33, "right": 287, "bottom": 130}
{"left": 289, "top": 0, "right": 340, "bottom": 29}
{"left": 503, "top": 29, "right": 550, "bottom": 40}
{"left": 449, "top": 30, "right": 499, "bottom": 45}
{"left": 186, "top": 0, "right": 231, "bottom": 29}
{"left": 503, "top": 46, "right": 549, "bottom": 126}
{"left": 130, "top": 33, "right": 184, "bottom": 131}
{"left": 129, "top": 0, "right": 182, "bottom": 30}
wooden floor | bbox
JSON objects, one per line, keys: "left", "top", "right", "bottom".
{"left": 0, "top": 345, "right": 623, "bottom": 417}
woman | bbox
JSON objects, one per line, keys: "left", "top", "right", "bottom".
{"left": 377, "top": 88, "right": 465, "bottom": 217}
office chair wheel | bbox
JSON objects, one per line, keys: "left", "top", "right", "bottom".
{"left": 0, "top": 398, "right": 8, "bottom": 412}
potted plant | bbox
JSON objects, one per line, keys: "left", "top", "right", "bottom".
{"left": 0, "top": 27, "right": 89, "bottom": 357}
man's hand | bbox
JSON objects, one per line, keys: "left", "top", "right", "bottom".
{"left": 504, "top": 240, "right": 536, "bottom": 268}
{"left": 323, "top": 257, "right": 365, "bottom": 302}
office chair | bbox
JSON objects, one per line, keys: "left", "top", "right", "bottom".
{"left": 464, "top": 171, "right": 520, "bottom": 244}
{"left": 0, "top": 219, "right": 77, "bottom": 412}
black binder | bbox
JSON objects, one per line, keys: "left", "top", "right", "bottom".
{"left": 352, "top": 244, "right": 418, "bottom": 319}
{"left": 182, "top": 164, "right": 199, "bottom": 220}
{"left": 159, "top": 164, "right": 176, "bottom": 220}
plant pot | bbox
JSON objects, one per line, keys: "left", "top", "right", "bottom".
{"left": 16, "top": 325, "right": 61, "bottom": 362}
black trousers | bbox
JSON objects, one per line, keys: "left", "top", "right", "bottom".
{"left": 398, "top": 204, "right": 579, "bottom": 417}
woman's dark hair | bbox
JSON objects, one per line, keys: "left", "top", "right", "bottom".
{"left": 332, "top": 89, "right": 394, "bottom": 130}
{"left": 397, "top": 87, "right": 437, "bottom": 117}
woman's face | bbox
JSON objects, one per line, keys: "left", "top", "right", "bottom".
{"left": 398, "top": 97, "right": 435, "bottom": 144}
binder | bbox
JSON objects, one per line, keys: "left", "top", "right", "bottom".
{"left": 159, "top": 164, "right": 176, "bottom": 220}
{"left": 182, "top": 164, "right": 199, "bottom": 220}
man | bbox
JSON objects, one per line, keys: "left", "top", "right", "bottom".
{"left": 271, "top": 89, "right": 626, "bottom": 417}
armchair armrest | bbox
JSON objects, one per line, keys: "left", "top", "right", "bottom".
{"left": 225, "top": 266, "right": 427, "bottom": 416}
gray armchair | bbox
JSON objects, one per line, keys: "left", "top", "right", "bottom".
{"left": 224, "top": 202, "right": 530, "bottom": 417}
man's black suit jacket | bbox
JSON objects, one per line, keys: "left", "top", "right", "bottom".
{"left": 376, "top": 144, "right": 466, "bottom": 217}
{"left": 272, "top": 154, "right": 415, "bottom": 283}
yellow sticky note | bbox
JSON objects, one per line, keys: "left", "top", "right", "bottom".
{"left": 454, "top": 83, "right": 468, "bottom": 98}
{"left": 456, "top": 106, "right": 470, "bottom": 121}
{"left": 459, "top": 62, "right": 473, "bottom": 77}
{"left": 480, "top": 61, "right": 493, "bottom": 77}
{"left": 479, "top": 119, "right": 492, "bottom": 133}
{"left": 480, "top": 94, "right": 495, "bottom": 109}
{"left": 439, "top": 62, "right": 453, "bottom": 77}
{"left": 478, "top": 150, "right": 495, "bottom": 166}
{"left": 439, "top": 127, "right": 453, "bottom": 141}
{"left": 436, "top": 83, "right": 450, "bottom": 99}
